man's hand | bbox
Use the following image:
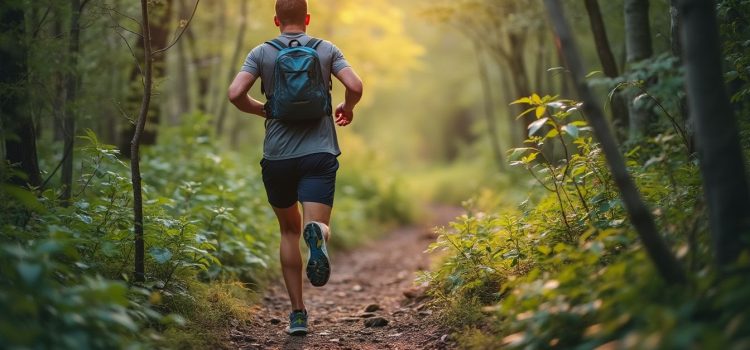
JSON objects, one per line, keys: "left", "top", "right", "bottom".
{"left": 335, "top": 102, "right": 353, "bottom": 126}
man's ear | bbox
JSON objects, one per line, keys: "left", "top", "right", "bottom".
{"left": 305, "top": 14, "right": 310, "bottom": 25}
{"left": 274, "top": 15, "right": 281, "bottom": 27}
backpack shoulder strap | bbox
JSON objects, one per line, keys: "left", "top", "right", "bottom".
{"left": 305, "top": 37, "right": 322, "bottom": 50}
{"left": 265, "top": 39, "right": 287, "bottom": 51}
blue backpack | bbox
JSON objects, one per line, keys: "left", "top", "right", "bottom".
{"left": 262, "top": 38, "right": 331, "bottom": 122}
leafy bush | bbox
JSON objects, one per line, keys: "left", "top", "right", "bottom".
{"left": 425, "top": 94, "right": 750, "bottom": 349}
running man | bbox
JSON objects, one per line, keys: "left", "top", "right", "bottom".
{"left": 227, "top": 0, "right": 363, "bottom": 336}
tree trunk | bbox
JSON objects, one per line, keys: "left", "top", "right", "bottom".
{"left": 186, "top": 30, "right": 210, "bottom": 113}
{"left": 678, "top": 0, "right": 750, "bottom": 266}
{"left": 500, "top": 68, "right": 521, "bottom": 147}
{"left": 173, "top": 0, "right": 193, "bottom": 123}
{"left": 624, "top": 0, "right": 654, "bottom": 140}
{"left": 132, "top": 0, "right": 155, "bottom": 283}
{"left": 544, "top": 0, "right": 686, "bottom": 284}
{"left": 670, "top": 0, "right": 695, "bottom": 154}
{"left": 475, "top": 43, "right": 505, "bottom": 172}
{"left": 624, "top": 0, "right": 653, "bottom": 63}
{"left": 53, "top": 13, "right": 66, "bottom": 143}
{"left": 1, "top": 4, "right": 41, "bottom": 188}
{"left": 119, "top": 0, "right": 172, "bottom": 154}
{"left": 584, "top": 0, "right": 629, "bottom": 133}
{"left": 61, "top": 0, "right": 84, "bottom": 206}
{"left": 216, "top": 0, "right": 248, "bottom": 136}
{"left": 584, "top": 0, "right": 619, "bottom": 77}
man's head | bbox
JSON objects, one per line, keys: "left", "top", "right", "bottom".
{"left": 274, "top": 0, "right": 310, "bottom": 28}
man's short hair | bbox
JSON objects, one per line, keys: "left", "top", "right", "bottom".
{"left": 276, "top": 0, "right": 308, "bottom": 25}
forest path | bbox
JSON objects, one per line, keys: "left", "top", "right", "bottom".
{"left": 228, "top": 205, "right": 463, "bottom": 350}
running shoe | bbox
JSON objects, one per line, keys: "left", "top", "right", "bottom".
{"left": 303, "top": 221, "right": 331, "bottom": 287}
{"left": 286, "top": 309, "right": 308, "bottom": 336}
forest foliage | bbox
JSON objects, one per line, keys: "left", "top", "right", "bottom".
{"left": 1, "top": 0, "right": 750, "bottom": 349}
{"left": 421, "top": 0, "right": 750, "bottom": 349}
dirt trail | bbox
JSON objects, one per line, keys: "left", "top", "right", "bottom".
{"left": 229, "top": 206, "right": 463, "bottom": 350}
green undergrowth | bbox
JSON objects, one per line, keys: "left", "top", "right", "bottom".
{"left": 0, "top": 112, "right": 415, "bottom": 348}
{"left": 423, "top": 95, "right": 750, "bottom": 349}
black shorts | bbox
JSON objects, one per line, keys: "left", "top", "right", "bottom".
{"left": 260, "top": 152, "right": 339, "bottom": 208}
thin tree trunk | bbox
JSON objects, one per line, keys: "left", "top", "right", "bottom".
{"left": 678, "top": 0, "right": 750, "bottom": 266}
{"left": 671, "top": 0, "right": 694, "bottom": 153}
{"left": 584, "top": 0, "right": 629, "bottom": 133}
{"left": 216, "top": 0, "right": 248, "bottom": 136}
{"left": 173, "top": 0, "right": 193, "bottom": 123}
{"left": 120, "top": 0, "right": 172, "bottom": 153}
{"left": 132, "top": 0, "right": 154, "bottom": 283}
{"left": 1, "top": 4, "right": 41, "bottom": 188}
{"left": 500, "top": 68, "right": 521, "bottom": 147}
{"left": 534, "top": 31, "right": 548, "bottom": 92}
{"left": 475, "top": 42, "right": 505, "bottom": 172}
{"left": 53, "top": 14, "right": 66, "bottom": 142}
{"left": 584, "top": 0, "right": 619, "bottom": 77}
{"left": 61, "top": 0, "right": 85, "bottom": 206}
{"left": 186, "top": 24, "right": 211, "bottom": 113}
{"left": 625, "top": 0, "right": 654, "bottom": 140}
{"left": 624, "top": 0, "right": 653, "bottom": 63}
{"left": 208, "top": 1, "right": 227, "bottom": 115}
{"left": 545, "top": 0, "right": 686, "bottom": 284}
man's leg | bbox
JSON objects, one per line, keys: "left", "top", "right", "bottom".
{"left": 272, "top": 203, "right": 304, "bottom": 311}
{"left": 302, "top": 202, "right": 332, "bottom": 240}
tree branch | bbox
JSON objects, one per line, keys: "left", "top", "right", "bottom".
{"left": 153, "top": 0, "right": 200, "bottom": 56}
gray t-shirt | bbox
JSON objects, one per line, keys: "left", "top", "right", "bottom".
{"left": 241, "top": 32, "right": 350, "bottom": 160}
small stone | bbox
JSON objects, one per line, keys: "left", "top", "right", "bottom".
{"left": 330, "top": 338, "right": 340, "bottom": 343}
{"left": 352, "top": 284, "right": 363, "bottom": 292}
{"left": 359, "top": 312, "right": 376, "bottom": 318}
{"left": 441, "top": 334, "right": 451, "bottom": 343}
{"left": 391, "top": 309, "right": 407, "bottom": 316}
{"left": 364, "top": 317, "right": 389, "bottom": 328}
{"left": 364, "top": 304, "right": 380, "bottom": 312}
{"left": 270, "top": 318, "right": 281, "bottom": 325}
{"left": 403, "top": 287, "right": 425, "bottom": 299}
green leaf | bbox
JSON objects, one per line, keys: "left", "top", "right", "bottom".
{"left": 516, "top": 107, "right": 537, "bottom": 120}
{"left": 511, "top": 97, "right": 532, "bottom": 105}
{"left": 535, "top": 106, "right": 547, "bottom": 118}
{"left": 149, "top": 247, "right": 173, "bottom": 264}
{"left": 537, "top": 245, "right": 552, "bottom": 255}
{"left": 18, "top": 262, "right": 42, "bottom": 285}
{"left": 528, "top": 117, "right": 549, "bottom": 136}
{"left": 531, "top": 93, "right": 542, "bottom": 104}
{"left": 507, "top": 147, "right": 536, "bottom": 161}
{"left": 545, "top": 128, "right": 559, "bottom": 139}
{"left": 0, "top": 184, "right": 46, "bottom": 213}
{"left": 562, "top": 124, "right": 580, "bottom": 138}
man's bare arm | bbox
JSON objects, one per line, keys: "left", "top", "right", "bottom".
{"left": 333, "top": 67, "right": 363, "bottom": 127}
{"left": 228, "top": 71, "right": 266, "bottom": 117}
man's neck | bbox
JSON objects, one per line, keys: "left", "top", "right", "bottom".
{"left": 279, "top": 24, "right": 306, "bottom": 34}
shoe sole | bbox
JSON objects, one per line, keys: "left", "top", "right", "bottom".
{"left": 304, "top": 222, "right": 330, "bottom": 287}
{"left": 287, "top": 327, "right": 308, "bottom": 336}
